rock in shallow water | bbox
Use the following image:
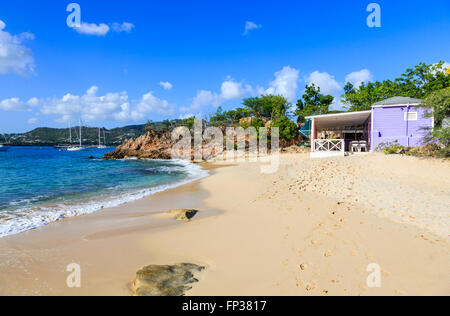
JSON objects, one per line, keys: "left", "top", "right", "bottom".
{"left": 133, "top": 263, "right": 205, "bottom": 296}
{"left": 168, "top": 209, "right": 199, "bottom": 222}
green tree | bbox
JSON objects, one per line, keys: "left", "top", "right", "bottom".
{"left": 180, "top": 117, "right": 196, "bottom": 130}
{"left": 295, "top": 84, "right": 334, "bottom": 123}
{"left": 270, "top": 116, "right": 298, "bottom": 141}
{"left": 210, "top": 106, "right": 226, "bottom": 126}
{"left": 144, "top": 120, "right": 154, "bottom": 132}
{"left": 342, "top": 62, "right": 450, "bottom": 111}
{"left": 243, "top": 95, "right": 291, "bottom": 119}
{"left": 210, "top": 107, "right": 252, "bottom": 126}
{"left": 396, "top": 62, "right": 450, "bottom": 98}
{"left": 227, "top": 107, "right": 251, "bottom": 123}
{"left": 421, "top": 88, "right": 450, "bottom": 146}
{"left": 162, "top": 119, "right": 172, "bottom": 131}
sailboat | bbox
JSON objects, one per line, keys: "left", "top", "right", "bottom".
{"left": 0, "top": 132, "right": 10, "bottom": 152}
{"left": 97, "top": 128, "right": 107, "bottom": 149}
{"left": 67, "top": 120, "right": 86, "bottom": 151}
{"left": 0, "top": 144, "right": 10, "bottom": 152}
{"left": 55, "top": 122, "right": 73, "bottom": 149}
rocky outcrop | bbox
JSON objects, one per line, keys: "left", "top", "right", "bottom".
{"left": 103, "top": 123, "right": 298, "bottom": 160}
{"left": 103, "top": 129, "right": 223, "bottom": 161}
{"left": 133, "top": 263, "right": 205, "bottom": 296}
{"left": 103, "top": 130, "right": 175, "bottom": 160}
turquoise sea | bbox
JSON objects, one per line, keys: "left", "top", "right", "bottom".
{"left": 0, "top": 147, "right": 207, "bottom": 237}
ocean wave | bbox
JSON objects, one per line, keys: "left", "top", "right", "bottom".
{"left": 0, "top": 160, "right": 208, "bottom": 238}
{"left": 145, "top": 166, "right": 186, "bottom": 174}
{"left": 8, "top": 195, "right": 48, "bottom": 206}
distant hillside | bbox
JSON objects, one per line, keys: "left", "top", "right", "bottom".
{"left": 3, "top": 120, "right": 188, "bottom": 147}
{"left": 4, "top": 124, "right": 147, "bottom": 147}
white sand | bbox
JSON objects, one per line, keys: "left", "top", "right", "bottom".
{"left": 0, "top": 153, "right": 448, "bottom": 296}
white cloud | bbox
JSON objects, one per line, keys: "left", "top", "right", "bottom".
{"left": 254, "top": 86, "right": 267, "bottom": 96}
{"left": 27, "top": 117, "right": 38, "bottom": 124}
{"left": 159, "top": 81, "right": 173, "bottom": 90}
{"left": 1, "top": 86, "right": 174, "bottom": 123}
{"left": 182, "top": 90, "right": 221, "bottom": 112}
{"left": 181, "top": 67, "right": 299, "bottom": 113}
{"left": 305, "top": 71, "right": 347, "bottom": 111}
{"left": 345, "top": 69, "right": 373, "bottom": 88}
{"left": 265, "top": 66, "right": 300, "bottom": 101}
{"left": 306, "top": 71, "right": 342, "bottom": 95}
{"left": 13, "top": 86, "right": 172, "bottom": 123}
{"left": 181, "top": 78, "right": 252, "bottom": 113}
{"left": 0, "top": 20, "right": 35, "bottom": 75}
{"left": 40, "top": 86, "right": 130, "bottom": 122}
{"left": 243, "top": 21, "right": 262, "bottom": 35}
{"left": 113, "top": 102, "right": 132, "bottom": 122}
{"left": 131, "top": 92, "right": 175, "bottom": 120}
{"left": 0, "top": 98, "right": 24, "bottom": 111}
{"left": 179, "top": 113, "right": 202, "bottom": 120}
{"left": 112, "top": 22, "right": 135, "bottom": 33}
{"left": 26, "top": 97, "right": 40, "bottom": 107}
{"left": 86, "top": 85, "right": 99, "bottom": 95}
{"left": 433, "top": 61, "right": 450, "bottom": 74}
{"left": 221, "top": 79, "right": 251, "bottom": 100}
{"left": 75, "top": 22, "right": 110, "bottom": 36}
{"left": 71, "top": 21, "right": 135, "bottom": 36}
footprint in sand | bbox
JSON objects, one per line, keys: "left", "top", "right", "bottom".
{"left": 310, "top": 239, "right": 323, "bottom": 247}
{"left": 295, "top": 279, "right": 304, "bottom": 288}
{"left": 306, "top": 283, "right": 317, "bottom": 291}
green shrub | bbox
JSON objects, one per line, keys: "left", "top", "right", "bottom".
{"left": 378, "top": 142, "right": 449, "bottom": 158}
{"left": 376, "top": 141, "right": 406, "bottom": 155}
{"left": 404, "top": 147, "right": 421, "bottom": 156}
{"left": 270, "top": 117, "right": 298, "bottom": 141}
{"left": 437, "top": 146, "right": 450, "bottom": 158}
{"left": 238, "top": 117, "right": 265, "bottom": 138}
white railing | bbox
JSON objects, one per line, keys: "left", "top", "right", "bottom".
{"left": 313, "top": 139, "right": 345, "bottom": 153}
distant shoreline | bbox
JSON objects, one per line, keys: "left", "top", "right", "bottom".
{"left": 2, "top": 144, "right": 116, "bottom": 148}
{"left": 0, "top": 148, "right": 208, "bottom": 238}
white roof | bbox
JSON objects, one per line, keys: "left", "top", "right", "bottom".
{"left": 306, "top": 111, "right": 371, "bottom": 130}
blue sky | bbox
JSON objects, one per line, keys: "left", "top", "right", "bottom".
{"left": 0, "top": 0, "right": 449, "bottom": 133}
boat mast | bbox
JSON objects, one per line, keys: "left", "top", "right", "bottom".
{"left": 98, "top": 128, "right": 101, "bottom": 146}
{"left": 79, "top": 119, "right": 82, "bottom": 147}
{"left": 0, "top": 129, "right": 8, "bottom": 144}
{"left": 69, "top": 122, "right": 72, "bottom": 145}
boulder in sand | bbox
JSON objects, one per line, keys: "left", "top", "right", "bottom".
{"left": 168, "top": 209, "right": 199, "bottom": 222}
{"left": 133, "top": 263, "right": 205, "bottom": 296}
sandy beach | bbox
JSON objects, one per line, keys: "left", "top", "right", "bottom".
{"left": 0, "top": 153, "right": 449, "bottom": 296}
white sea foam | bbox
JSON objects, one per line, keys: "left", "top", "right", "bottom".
{"left": 0, "top": 160, "right": 208, "bottom": 238}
